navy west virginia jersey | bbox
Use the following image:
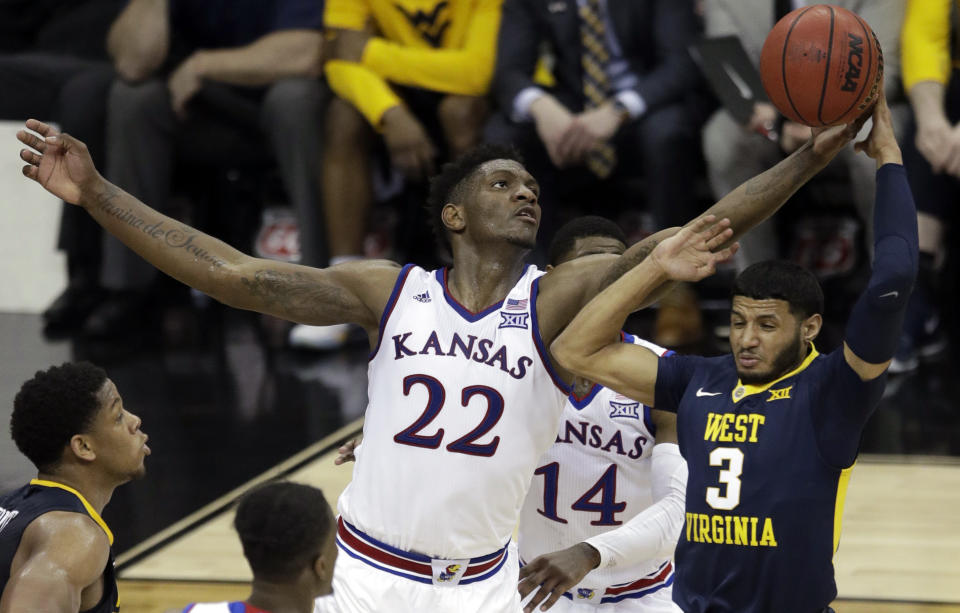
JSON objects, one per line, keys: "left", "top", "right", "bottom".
{"left": 0, "top": 479, "right": 119, "bottom": 613}
{"left": 654, "top": 346, "right": 886, "bottom": 613}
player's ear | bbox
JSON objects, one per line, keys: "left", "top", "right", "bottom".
{"left": 441, "top": 202, "right": 465, "bottom": 233}
{"left": 801, "top": 313, "right": 822, "bottom": 344}
{"left": 69, "top": 434, "right": 96, "bottom": 463}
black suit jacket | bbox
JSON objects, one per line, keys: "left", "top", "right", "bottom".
{"left": 494, "top": 0, "right": 701, "bottom": 117}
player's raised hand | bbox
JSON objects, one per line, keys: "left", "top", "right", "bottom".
{"left": 17, "top": 119, "right": 102, "bottom": 206}
{"left": 649, "top": 215, "right": 738, "bottom": 282}
{"left": 334, "top": 438, "right": 360, "bottom": 465}
{"left": 854, "top": 93, "right": 903, "bottom": 167}
{"left": 809, "top": 101, "right": 873, "bottom": 161}
{"left": 518, "top": 543, "right": 601, "bottom": 612}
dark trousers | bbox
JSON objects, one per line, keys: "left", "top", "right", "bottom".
{"left": 102, "top": 77, "right": 327, "bottom": 290}
{"left": 0, "top": 53, "right": 114, "bottom": 285}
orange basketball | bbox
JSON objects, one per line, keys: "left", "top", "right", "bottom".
{"left": 760, "top": 4, "right": 883, "bottom": 127}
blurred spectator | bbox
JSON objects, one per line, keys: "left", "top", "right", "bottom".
{"left": 701, "top": 0, "right": 908, "bottom": 266}
{"left": 89, "top": 0, "right": 324, "bottom": 339}
{"left": 295, "top": 0, "right": 499, "bottom": 350}
{"left": 896, "top": 0, "right": 956, "bottom": 372}
{"left": 0, "top": 0, "right": 126, "bottom": 337}
{"left": 485, "top": 0, "right": 706, "bottom": 347}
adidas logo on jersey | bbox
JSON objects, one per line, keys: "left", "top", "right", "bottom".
{"left": 609, "top": 400, "right": 641, "bottom": 420}
{"left": 412, "top": 291, "right": 432, "bottom": 303}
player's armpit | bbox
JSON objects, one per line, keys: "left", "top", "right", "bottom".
{"left": 0, "top": 513, "right": 110, "bottom": 613}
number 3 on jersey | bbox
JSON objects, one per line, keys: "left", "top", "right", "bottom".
{"left": 706, "top": 447, "right": 744, "bottom": 510}
{"left": 393, "top": 374, "right": 504, "bottom": 457}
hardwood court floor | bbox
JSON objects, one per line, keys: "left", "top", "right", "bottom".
{"left": 116, "top": 580, "right": 960, "bottom": 613}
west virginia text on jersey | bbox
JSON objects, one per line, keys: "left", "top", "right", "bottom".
{"left": 654, "top": 346, "right": 885, "bottom": 613}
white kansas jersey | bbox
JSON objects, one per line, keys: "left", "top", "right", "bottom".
{"left": 519, "top": 334, "right": 673, "bottom": 586}
{"left": 339, "top": 264, "right": 570, "bottom": 559}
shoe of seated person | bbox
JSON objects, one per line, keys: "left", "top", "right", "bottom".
{"left": 81, "top": 291, "right": 152, "bottom": 340}
{"left": 42, "top": 284, "right": 104, "bottom": 338}
{"left": 288, "top": 322, "right": 351, "bottom": 351}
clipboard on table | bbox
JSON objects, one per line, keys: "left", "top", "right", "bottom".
{"left": 690, "top": 35, "right": 771, "bottom": 128}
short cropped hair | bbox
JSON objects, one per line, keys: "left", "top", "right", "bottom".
{"left": 11, "top": 362, "right": 108, "bottom": 472}
{"left": 234, "top": 481, "right": 333, "bottom": 581}
{"left": 548, "top": 215, "right": 627, "bottom": 266}
{"left": 732, "top": 260, "right": 824, "bottom": 319}
{"left": 426, "top": 144, "right": 524, "bottom": 255}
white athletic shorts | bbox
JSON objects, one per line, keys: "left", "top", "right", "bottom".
{"left": 314, "top": 530, "right": 521, "bottom": 613}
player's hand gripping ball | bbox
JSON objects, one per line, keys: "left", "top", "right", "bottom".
{"left": 760, "top": 4, "right": 882, "bottom": 127}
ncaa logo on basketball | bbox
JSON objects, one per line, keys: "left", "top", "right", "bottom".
{"left": 498, "top": 312, "right": 529, "bottom": 330}
{"left": 840, "top": 33, "right": 864, "bottom": 92}
{"left": 609, "top": 400, "right": 641, "bottom": 420}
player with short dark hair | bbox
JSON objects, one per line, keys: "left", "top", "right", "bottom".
{"left": 551, "top": 95, "right": 916, "bottom": 613}
{"left": 1, "top": 362, "right": 149, "bottom": 613}
{"left": 17, "top": 109, "right": 858, "bottom": 611}
{"left": 181, "top": 481, "right": 337, "bottom": 613}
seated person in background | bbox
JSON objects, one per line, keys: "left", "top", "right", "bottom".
{"left": 701, "top": 0, "right": 908, "bottom": 265}
{"left": 0, "top": 362, "right": 150, "bottom": 613}
{"left": 0, "top": 0, "right": 126, "bottom": 337}
{"left": 893, "top": 0, "right": 957, "bottom": 372}
{"left": 298, "top": 0, "right": 501, "bottom": 350}
{"left": 486, "top": 0, "right": 708, "bottom": 348}
{"left": 86, "top": 0, "right": 324, "bottom": 339}
{"left": 176, "top": 481, "right": 337, "bottom": 613}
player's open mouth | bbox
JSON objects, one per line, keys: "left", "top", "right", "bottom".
{"left": 515, "top": 206, "right": 537, "bottom": 223}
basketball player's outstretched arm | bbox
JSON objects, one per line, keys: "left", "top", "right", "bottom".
{"left": 538, "top": 113, "right": 870, "bottom": 347}
{"left": 16, "top": 120, "right": 399, "bottom": 336}
{"left": 551, "top": 217, "right": 738, "bottom": 406}
{"left": 0, "top": 513, "right": 110, "bottom": 613}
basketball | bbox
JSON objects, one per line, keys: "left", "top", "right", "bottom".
{"left": 759, "top": 4, "right": 883, "bottom": 127}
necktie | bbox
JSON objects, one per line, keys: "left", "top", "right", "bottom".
{"left": 579, "top": 0, "right": 617, "bottom": 178}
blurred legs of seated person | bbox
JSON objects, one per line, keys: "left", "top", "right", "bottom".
{"left": 92, "top": 77, "right": 325, "bottom": 340}
{"left": 0, "top": 62, "right": 117, "bottom": 336}
{"left": 289, "top": 92, "right": 488, "bottom": 351}
{"left": 892, "top": 95, "right": 958, "bottom": 373}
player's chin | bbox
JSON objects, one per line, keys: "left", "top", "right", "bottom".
{"left": 735, "top": 364, "right": 773, "bottom": 385}
{"left": 505, "top": 228, "right": 538, "bottom": 250}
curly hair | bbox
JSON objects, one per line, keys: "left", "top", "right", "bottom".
{"left": 547, "top": 215, "right": 627, "bottom": 266}
{"left": 732, "top": 260, "right": 824, "bottom": 318}
{"left": 426, "top": 143, "right": 524, "bottom": 256}
{"left": 11, "top": 362, "right": 108, "bottom": 472}
{"left": 234, "top": 481, "right": 333, "bottom": 581}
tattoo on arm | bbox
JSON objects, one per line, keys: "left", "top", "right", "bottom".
{"left": 601, "top": 238, "right": 659, "bottom": 289}
{"left": 240, "top": 269, "right": 357, "bottom": 319}
{"left": 92, "top": 184, "right": 229, "bottom": 269}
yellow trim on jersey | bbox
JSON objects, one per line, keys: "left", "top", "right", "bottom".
{"left": 832, "top": 463, "right": 855, "bottom": 561}
{"left": 731, "top": 344, "right": 819, "bottom": 403}
{"left": 30, "top": 479, "right": 114, "bottom": 545}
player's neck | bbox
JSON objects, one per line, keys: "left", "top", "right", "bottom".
{"left": 35, "top": 469, "right": 115, "bottom": 514}
{"left": 247, "top": 581, "right": 315, "bottom": 613}
{"left": 447, "top": 246, "right": 528, "bottom": 312}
